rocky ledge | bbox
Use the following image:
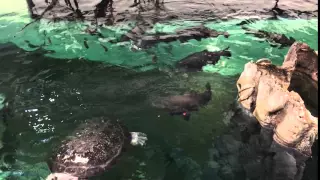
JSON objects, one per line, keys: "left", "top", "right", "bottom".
{"left": 205, "top": 42, "right": 318, "bottom": 180}
{"left": 237, "top": 42, "right": 318, "bottom": 151}
{"left": 237, "top": 42, "right": 318, "bottom": 178}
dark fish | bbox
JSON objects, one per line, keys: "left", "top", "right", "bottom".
{"left": 43, "top": 30, "right": 51, "bottom": 45}
{"left": 97, "top": 32, "right": 105, "bottom": 38}
{"left": 83, "top": 38, "right": 89, "bottom": 49}
{"left": 24, "top": 40, "right": 40, "bottom": 48}
{"left": 100, "top": 43, "right": 108, "bottom": 52}
{"left": 236, "top": 19, "right": 259, "bottom": 26}
{"left": 152, "top": 55, "right": 157, "bottom": 63}
{"left": 47, "top": 37, "right": 52, "bottom": 45}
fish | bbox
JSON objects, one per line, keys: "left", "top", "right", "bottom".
{"left": 24, "top": 40, "right": 40, "bottom": 49}
{"left": 83, "top": 38, "right": 89, "bottom": 49}
{"left": 100, "top": 43, "right": 108, "bottom": 52}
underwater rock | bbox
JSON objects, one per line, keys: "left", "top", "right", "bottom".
{"left": 116, "top": 25, "right": 229, "bottom": 49}
{"left": 207, "top": 160, "right": 220, "bottom": 169}
{"left": 207, "top": 101, "right": 315, "bottom": 180}
{"left": 271, "top": 151, "right": 298, "bottom": 180}
{"left": 0, "top": 93, "right": 9, "bottom": 150}
{"left": 176, "top": 47, "right": 232, "bottom": 71}
{"left": 259, "top": 128, "right": 274, "bottom": 151}
{"left": 242, "top": 27, "right": 296, "bottom": 48}
{"left": 218, "top": 164, "right": 234, "bottom": 180}
{"left": 235, "top": 42, "right": 318, "bottom": 180}
{"left": 242, "top": 158, "right": 263, "bottom": 180}
{"left": 202, "top": 166, "right": 222, "bottom": 180}
{"left": 168, "top": 148, "right": 203, "bottom": 180}
{"left": 220, "top": 135, "right": 241, "bottom": 154}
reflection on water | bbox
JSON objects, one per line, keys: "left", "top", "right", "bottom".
{"left": 0, "top": 43, "right": 237, "bottom": 179}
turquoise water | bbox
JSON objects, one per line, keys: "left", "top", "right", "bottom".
{"left": 0, "top": 7, "right": 318, "bottom": 75}
{"left": 0, "top": 1, "right": 318, "bottom": 180}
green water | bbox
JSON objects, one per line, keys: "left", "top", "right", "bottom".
{"left": 0, "top": 7, "right": 318, "bottom": 75}
{"left": 0, "top": 1, "right": 318, "bottom": 180}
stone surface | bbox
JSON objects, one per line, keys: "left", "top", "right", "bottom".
{"left": 236, "top": 42, "right": 318, "bottom": 158}
{"left": 207, "top": 42, "right": 317, "bottom": 180}
{"left": 271, "top": 151, "right": 298, "bottom": 180}
{"left": 282, "top": 43, "right": 318, "bottom": 83}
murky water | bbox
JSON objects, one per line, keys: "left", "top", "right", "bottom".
{"left": 0, "top": 0, "right": 318, "bottom": 180}
{"left": 0, "top": 43, "right": 237, "bottom": 179}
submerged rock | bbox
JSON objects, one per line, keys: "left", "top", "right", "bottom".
{"left": 271, "top": 151, "right": 298, "bottom": 180}
{"left": 116, "top": 25, "right": 229, "bottom": 49}
{"left": 168, "top": 148, "right": 203, "bottom": 180}
{"left": 219, "top": 164, "right": 234, "bottom": 180}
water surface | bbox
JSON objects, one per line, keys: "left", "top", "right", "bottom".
{"left": 0, "top": 0, "right": 318, "bottom": 180}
